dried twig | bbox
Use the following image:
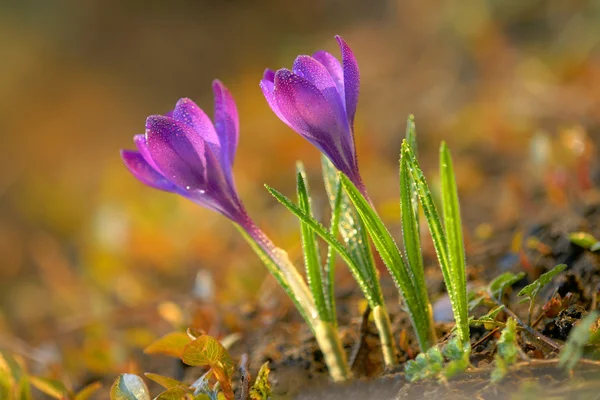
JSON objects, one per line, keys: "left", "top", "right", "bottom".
{"left": 238, "top": 354, "right": 251, "bottom": 400}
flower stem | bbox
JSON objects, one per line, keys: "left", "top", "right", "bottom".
{"left": 236, "top": 214, "right": 352, "bottom": 381}
{"left": 314, "top": 320, "right": 352, "bottom": 382}
{"left": 239, "top": 215, "right": 317, "bottom": 320}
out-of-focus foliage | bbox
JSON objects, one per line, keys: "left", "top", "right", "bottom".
{"left": 113, "top": 333, "right": 246, "bottom": 400}
{"left": 0, "top": 350, "right": 102, "bottom": 400}
{"left": 569, "top": 232, "right": 600, "bottom": 251}
{"left": 110, "top": 374, "right": 151, "bottom": 400}
{"left": 559, "top": 312, "right": 600, "bottom": 371}
{"left": 144, "top": 332, "right": 192, "bottom": 358}
{"left": 249, "top": 362, "right": 271, "bottom": 400}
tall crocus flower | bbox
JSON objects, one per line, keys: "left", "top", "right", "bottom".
{"left": 260, "top": 35, "right": 366, "bottom": 195}
{"left": 262, "top": 37, "right": 404, "bottom": 367}
{"left": 121, "top": 81, "right": 350, "bottom": 382}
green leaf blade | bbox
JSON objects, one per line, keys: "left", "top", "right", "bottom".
{"left": 439, "top": 142, "right": 469, "bottom": 343}
{"left": 296, "top": 164, "right": 328, "bottom": 322}
{"left": 324, "top": 180, "right": 343, "bottom": 325}
{"left": 339, "top": 174, "right": 433, "bottom": 350}
{"left": 400, "top": 151, "right": 426, "bottom": 313}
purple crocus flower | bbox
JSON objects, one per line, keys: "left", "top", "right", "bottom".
{"left": 260, "top": 35, "right": 366, "bottom": 195}
{"left": 121, "top": 80, "right": 246, "bottom": 222}
{"left": 120, "top": 81, "right": 306, "bottom": 277}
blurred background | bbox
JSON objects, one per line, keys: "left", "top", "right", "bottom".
{"left": 1, "top": 0, "right": 600, "bottom": 384}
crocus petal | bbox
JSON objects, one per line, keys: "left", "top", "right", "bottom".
{"left": 292, "top": 55, "right": 349, "bottom": 134}
{"left": 336, "top": 35, "right": 360, "bottom": 127}
{"left": 263, "top": 68, "right": 275, "bottom": 83}
{"left": 172, "top": 98, "right": 219, "bottom": 146}
{"left": 145, "top": 115, "right": 207, "bottom": 190}
{"left": 311, "top": 50, "right": 345, "bottom": 104}
{"left": 212, "top": 80, "right": 239, "bottom": 165}
{"left": 260, "top": 69, "right": 291, "bottom": 126}
{"left": 121, "top": 150, "right": 178, "bottom": 192}
{"left": 134, "top": 134, "right": 163, "bottom": 173}
{"left": 273, "top": 69, "right": 341, "bottom": 142}
{"left": 273, "top": 69, "right": 356, "bottom": 173}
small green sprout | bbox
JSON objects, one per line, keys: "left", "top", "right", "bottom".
{"left": 491, "top": 318, "right": 519, "bottom": 383}
{"left": 401, "top": 139, "right": 470, "bottom": 345}
{"left": 518, "top": 264, "right": 567, "bottom": 324}
{"left": 488, "top": 272, "right": 526, "bottom": 301}
{"left": 405, "top": 346, "right": 444, "bottom": 382}
{"left": 404, "top": 336, "right": 470, "bottom": 382}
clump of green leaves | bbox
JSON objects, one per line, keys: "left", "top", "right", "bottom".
{"left": 109, "top": 331, "right": 271, "bottom": 400}
{"left": 118, "top": 332, "right": 231, "bottom": 400}
{"left": 559, "top": 311, "right": 599, "bottom": 370}
{"left": 268, "top": 116, "right": 471, "bottom": 359}
{"left": 267, "top": 161, "right": 397, "bottom": 366}
{"left": 518, "top": 264, "right": 567, "bottom": 324}
{"left": 491, "top": 318, "right": 519, "bottom": 383}
{"left": 114, "top": 330, "right": 271, "bottom": 400}
{"left": 399, "top": 138, "right": 470, "bottom": 345}
{"left": 404, "top": 336, "right": 470, "bottom": 382}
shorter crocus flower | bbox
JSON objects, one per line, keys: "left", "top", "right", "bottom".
{"left": 122, "top": 81, "right": 292, "bottom": 283}
{"left": 121, "top": 80, "right": 244, "bottom": 222}
{"left": 260, "top": 35, "right": 367, "bottom": 195}
{"left": 121, "top": 81, "right": 350, "bottom": 381}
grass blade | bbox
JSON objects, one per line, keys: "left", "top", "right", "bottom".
{"left": 340, "top": 174, "right": 434, "bottom": 350}
{"left": 296, "top": 163, "right": 329, "bottom": 321}
{"left": 439, "top": 142, "right": 469, "bottom": 343}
